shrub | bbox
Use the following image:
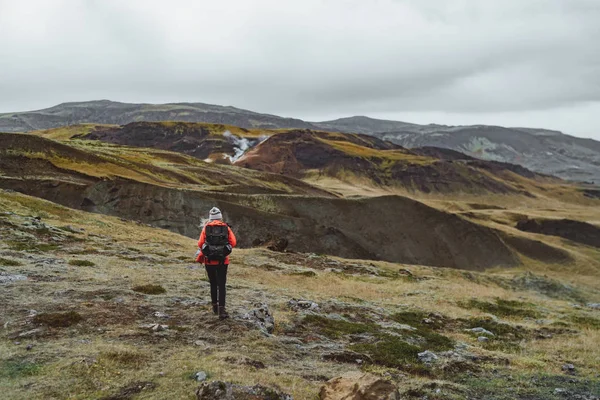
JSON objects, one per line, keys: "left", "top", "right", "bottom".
{"left": 68, "top": 259, "right": 95, "bottom": 267}
{"left": 132, "top": 284, "right": 166, "bottom": 295}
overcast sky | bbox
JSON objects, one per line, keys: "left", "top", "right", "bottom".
{"left": 1, "top": 0, "right": 599, "bottom": 139}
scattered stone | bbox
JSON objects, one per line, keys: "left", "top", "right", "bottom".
{"left": 587, "top": 303, "right": 600, "bottom": 310}
{"left": 477, "top": 336, "right": 489, "bottom": 342}
{"left": 377, "top": 321, "right": 416, "bottom": 331}
{"left": 319, "top": 372, "right": 399, "bottom": 400}
{"left": 139, "top": 323, "right": 169, "bottom": 332}
{"left": 196, "top": 381, "right": 292, "bottom": 399}
{"left": 418, "top": 350, "right": 439, "bottom": 365}
{"left": 0, "top": 273, "right": 27, "bottom": 284}
{"left": 194, "top": 340, "right": 210, "bottom": 348}
{"left": 241, "top": 303, "right": 274, "bottom": 335}
{"left": 554, "top": 388, "right": 567, "bottom": 395}
{"left": 17, "top": 328, "right": 43, "bottom": 338}
{"left": 465, "top": 327, "right": 495, "bottom": 337}
{"left": 288, "top": 299, "right": 319, "bottom": 312}
{"left": 562, "top": 363, "right": 576, "bottom": 375}
{"left": 195, "top": 371, "right": 208, "bottom": 382}
{"left": 26, "top": 344, "right": 33, "bottom": 351}
{"left": 153, "top": 311, "right": 170, "bottom": 319}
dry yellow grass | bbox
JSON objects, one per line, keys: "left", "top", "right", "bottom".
{"left": 2, "top": 186, "right": 600, "bottom": 399}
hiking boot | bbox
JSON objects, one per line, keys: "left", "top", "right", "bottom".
{"left": 218, "top": 306, "right": 229, "bottom": 320}
{"left": 212, "top": 303, "right": 219, "bottom": 315}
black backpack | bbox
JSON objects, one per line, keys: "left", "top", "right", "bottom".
{"left": 202, "top": 224, "right": 232, "bottom": 262}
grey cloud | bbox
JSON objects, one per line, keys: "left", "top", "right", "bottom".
{"left": 0, "top": 0, "right": 599, "bottom": 138}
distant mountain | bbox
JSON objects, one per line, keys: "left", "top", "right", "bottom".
{"left": 314, "top": 117, "right": 600, "bottom": 183}
{"left": 2, "top": 100, "right": 600, "bottom": 183}
{"left": 0, "top": 100, "right": 316, "bottom": 132}
{"left": 372, "top": 126, "right": 600, "bottom": 184}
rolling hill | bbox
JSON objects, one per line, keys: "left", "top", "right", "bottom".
{"left": 3, "top": 101, "right": 600, "bottom": 183}
{"left": 0, "top": 130, "right": 582, "bottom": 270}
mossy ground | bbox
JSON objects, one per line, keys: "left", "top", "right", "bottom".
{"left": 1, "top": 190, "right": 599, "bottom": 399}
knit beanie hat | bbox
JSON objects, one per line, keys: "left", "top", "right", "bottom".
{"left": 209, "top": 207, "right": 223, "bottom": 221}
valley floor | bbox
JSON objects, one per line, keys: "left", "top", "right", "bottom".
{"left": 1, "top": 190, "right": 600, "bottom": 399}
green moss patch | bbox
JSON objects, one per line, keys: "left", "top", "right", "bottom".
{"left": 8, "top": 240, "right": 59, "bottom": 252}
{"left": 132, "top": 284, "right": 166, "bottom": 295}
{"left": 391, "top": 311, "right": 454, "bottom": 351}
{"left": 288, "top": 270, "right": 317, "bottom": 277}
{"left": 569, "top": 314, "right": 600, "bottom": 329}
{"left": 0, "top": 257, "right": 22, "bottom": 266}
{"left": 350, "top": 334, "right": 426, "bottom": 374}
{"left": 464, "top": 317, "right": 526, "bottom": 339}
{"left": 302, "top": 314, "right": 378, "bottom": 338}
{"left": 68, "top": 259, "right": 95, "bottom": 267}
{"left": 33, "top": 311, "right": 83, "bottom": 328}
{"left": 0, "top": 359, "right": 42, "bottom": 379}
{"left": 461, "top": 298, "right": 541, "bottom": 318}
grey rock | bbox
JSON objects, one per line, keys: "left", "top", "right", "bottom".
{"left": 17, "top": 328, "right": 42, "bottom": 338}
{"left": 418, "top": 350, "right": 439, "bottom": 364}
{"left": 288, "top": 299, "right": 319, "bottom": 312}
{"left": 377, "top": 321, "right": 416, "bottom": 331}
{"left": 241, "top": 303, "right": 275, "bottom": 335}
{"left": 153, "top": 311, "right": 170, "bottom": 319}
{"left": 195, "top": 371, "right": 208, "bottom": 382}
{"left": 562, "top": 363, "right": 576, "bottom": 375}
{"left": 466, "top": 327, "right": 495, "bottom": 337}
{"left": 477, "top": 336, "right": 489, "bottom": 342}
{"left": 0, "top": 273, "right": 27, "bottom": 284}
{"left": 554, "top": 388, "right": 567, "bottom": 395}
{"left": 587, "top": 303, "right": 600, "bottom": 310}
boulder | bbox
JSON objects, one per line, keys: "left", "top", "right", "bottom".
{"left": 241, "top": 303, "right": 275, "bottom": 334}
{"left": 418, "top": 350, "right": 439, "bottom": 364}
{"left": 288, "top": 299, "right": 320, "bottom": 312}
{"left": 196, "top": 381, "right": 292, "bottom": 399}
{"left": 319, "top": 372, "right": 399, "bottom": 400}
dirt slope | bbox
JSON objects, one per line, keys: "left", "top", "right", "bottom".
{"left": 517, "top": 218, "right": 600, "bottom": 248}
{"left": 236, "top": 130, "right": 550, "bottom": 195}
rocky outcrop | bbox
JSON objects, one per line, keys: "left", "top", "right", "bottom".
{"left": 319, "top": 372, "right": 399, "bottom": 400}
{"left": 196, "top": 381, "right": 292, "bottom": 400}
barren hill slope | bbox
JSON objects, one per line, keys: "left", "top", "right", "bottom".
{"left": 235, "top": 129, "right": 559, "bottom": 196}
{"left": 0, "top": 131, "right": 548, "bottom": 270}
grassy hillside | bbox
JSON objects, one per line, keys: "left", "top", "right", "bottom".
{"left": 0, "top": 132, "right": 329, "bottom": 196}
{"left": 1, "top": 190, "right": 599, "bottom": 399}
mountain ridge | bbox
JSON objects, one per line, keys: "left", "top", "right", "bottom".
{"left": 2, "top": 100, "right": 600, "bottom": 183}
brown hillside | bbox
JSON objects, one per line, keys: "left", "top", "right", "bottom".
{"left": 236, "top": 130, "right": 547, "bottom": 195}
{"left": 84, "top": 121, "right": 267, "bottom": 162}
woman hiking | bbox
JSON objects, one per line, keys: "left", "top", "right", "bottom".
{"left": 196, "top": 207, "right": 237, "bottom": 319}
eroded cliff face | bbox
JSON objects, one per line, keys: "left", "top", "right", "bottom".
{"left": 0, "top": 177, "right": 519, "bottom": 270}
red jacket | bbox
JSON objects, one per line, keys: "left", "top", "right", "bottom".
{"left": 197, "top": 220, "right": 237, "bottom": 265}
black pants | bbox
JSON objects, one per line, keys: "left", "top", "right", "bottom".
{"left": 205, "top": 264, "right": 228, "bottom": 307}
